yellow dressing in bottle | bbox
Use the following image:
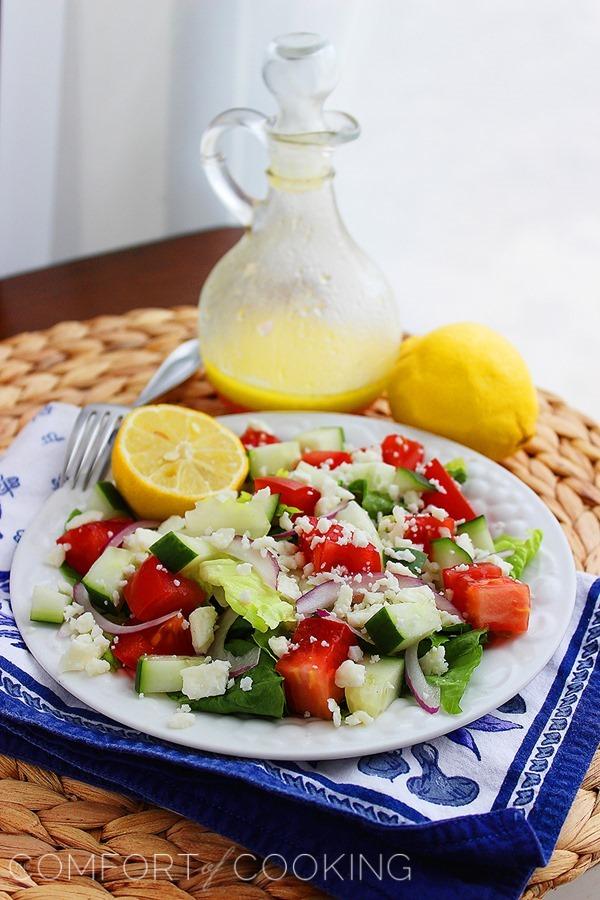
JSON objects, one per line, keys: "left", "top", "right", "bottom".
{"left": 198, "top": 33, "right": 402, "bottom": 411}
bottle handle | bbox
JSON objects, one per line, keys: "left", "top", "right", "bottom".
{"left": 200, "top": 108, "right": 269, "bottom": 226}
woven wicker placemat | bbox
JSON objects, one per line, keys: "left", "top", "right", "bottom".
{"left": 0, "top": 305, "right": 598, "bottom": 898}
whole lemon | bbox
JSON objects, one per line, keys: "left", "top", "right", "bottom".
{"left": 387, "top": 322, "right": 538, "bottom": 460}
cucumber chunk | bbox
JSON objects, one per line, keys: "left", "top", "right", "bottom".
{"left": 184, "top": 492, "right": 278, "bottom": 539}
{"left": 151, "top": 532, "right": 216, "bottom": 573}
{"left": 365, "top": 602, "right": 441, "bottom": 653}
{"left": 248, "top": 441, "right": 301, "bottom": 478}
{"left": 93, "top": 481, "right": 132, "bottom": 517}
{"left": 250, "top": 489, "right": 280, "bottom": 521}
{"left": 82, "top": 546, "right": 134, "bottom": 612}
{"left": 394, "top": 467, "right": 434, "bottom": 493}
{"left": 335, "top": 500, "right": 383, "bottom": 554}
{"left": 345, "top": 656, "right": 404, "bottom": 717}
{"left": 429, "top": 537, "right": 473, "bottom": 569}
{"left": 135, "top": 655, "right": 205, "bottom": 694}
{"left": 338, "top": 461, "right": 397, "bottom": 494}
{"left": 296, "top": 426, "right": 345, "bottom": 452}
{"left": 457, "top": 515, "right": 494, "bottom": 553}
{"left": 30, "top": 585, "right": 68, "bottom": 624}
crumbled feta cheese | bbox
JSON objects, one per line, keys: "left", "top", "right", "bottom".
{"left": 46, "top": 544, "right": 66, "bottom": 567}
{"left": 419, "top": 645, "right": 448, "bottom": 676}
{"left": 348, "top": 645, "right": 364, "bottom": 662}
{"left": 332, "top": 583, "right": 353, "bottom": 620}
{"left": 60, "top": 637, "right": 103, "bottom": 672}
{"left": 123, "top": 528, "right": 159, "bottom": 554}
{"left": 189, "top": 606, "right": 218, "bottom": 654}
{"left": 455, "top": 532, "right": 475, "bottom": 556}
{"left": 239, "top": 676, "right": 253, "bottom": 692}
{"left": 277, "top": 571, "right": 302, "bottom": 601}
{"left": 181, "top": 660, "right": 230, "bottom": 700}
{"left": 75, "top": 612, "right": 95, "bottom": 634}
{"left": 403, "top": 491, "right": 422, "bottom": 514}
{"left": 424, "top": 505, "right": 450, "bottom": 521}
{"left": 279, "top": 511, "right": 294, "bottom": 531}
{"left": 84, "top": 657, "right": 111, "bottom": 676}
{"left": 345, "top": 710, "right": 374, "bottom": 727}
{"left": 268, "top": 635, "right": 290, "bottom": 658}
{"left": 327, "top": 697, "right": 342, "bottom": 727}
{"left": 370, "top": 654, "right": 381, "bottom": 663}
{"left": 236, "top": 562, "right": 252, "bottom": 576}
{"left": 206, "top": 528, "right": 235, "bottom": 550}
{"left": 66, "top": 510, "right": 105, "bottom": 530}
{"left": 439, "top": 609, "right": 463, "bottom": 628}
{"left": 335, "top": 660, "right": 366, "bottom": 688}
{"left": 168, "top": 710, "right": 195, "bottom": 729}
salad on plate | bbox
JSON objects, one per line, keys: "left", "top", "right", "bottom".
{"left": 30, "top": 418, "right": 542, "bottom": 731}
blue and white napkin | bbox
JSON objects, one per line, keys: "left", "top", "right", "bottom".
{"left": 0, "top": 403, "right": 598, "bottom": 899}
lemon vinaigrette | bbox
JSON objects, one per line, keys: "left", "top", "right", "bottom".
{"left": 198, "top": 33, "right": 402, "bottom": 411}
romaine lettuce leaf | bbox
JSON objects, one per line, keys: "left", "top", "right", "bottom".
{"left": 444, "top": 457, "right": 468, "bottom": 484}
{"left": 426, "top": 628, "right": 488, "bottom": 714}
{"left": 348, "top": 478, "right": 394, "bottom": 519}
{"left": 173, "top": 646, "right": 285, "bottom": 718}
{"left": 494, "top": 529, "right": 543, "bottom": 579}
{"left": 195, "top": 558, "right": 294, "bottom": 632}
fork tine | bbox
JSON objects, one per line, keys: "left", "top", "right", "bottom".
{"left": 77, "top": 410, "right": 118, "bottom": 491}
{"left": 59, "top": 409, "right": 89, "bottom": 486}
{"left": 85, "top": 409, "right": 126, "bottom": 487}
{"left": 69, "top": 409, "right": 107, "bottom": 490}
{"left": 61, "top": 408, "right": 98, "bottom": 487}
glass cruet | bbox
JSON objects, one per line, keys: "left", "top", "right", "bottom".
{"left": 198, "top": 32, "right": 402, "bottom": 412}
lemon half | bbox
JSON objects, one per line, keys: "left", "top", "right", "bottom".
{"left": 112, "top": 405, "right": 248, "bottom": 519}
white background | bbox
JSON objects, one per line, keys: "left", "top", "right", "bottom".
{"left": 0, "top": 0, "right": 599, "bottom": 423}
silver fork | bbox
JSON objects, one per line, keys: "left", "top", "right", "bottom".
{"left": 59, "top": 338, "right": 201, "bottom": 490}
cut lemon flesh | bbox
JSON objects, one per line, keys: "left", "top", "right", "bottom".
{"left": 111, "top": 405, "right": 248, "bottom": 519}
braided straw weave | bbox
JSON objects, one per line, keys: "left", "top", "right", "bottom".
{"left": 0, "top": 305, "right": 598, "bottom": 898}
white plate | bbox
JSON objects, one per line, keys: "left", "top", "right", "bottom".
{"left": 11, "top": 412, "right": 576, "bottom": 760}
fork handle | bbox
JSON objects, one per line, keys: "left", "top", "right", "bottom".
{"left": 133, "top": 339, "right": 202, "bottom": 407}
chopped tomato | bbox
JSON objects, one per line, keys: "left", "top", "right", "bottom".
{"left": 421, "top": 459, "right": 477, "bottom": 521}
{"left": 295, "top": 517, "right": 380, "bottom": 574}
{"left": 254, "top": 476, "right": 321, "bottom": 516}
{"left": 301, "top": 450, "right": 352, "bottom": 469}
{"left": 276, "top": 617, "right": 355, "bottom": 719}
{"left": 442, "top": 562, "right": 503, "bottom": 600}
{"left": 295, "top": 517, "right": 344, "bottom": 555}
{"left": 312, "top": 538, "right": 381, "bottom": 575}
{"left": 240, "top": 426, "right": 280, "bottom": 449}
{"left": 112, "top": 614, "right": 194, "bottom": 671}
{"left": 381, "top": 434, "right": 425, "bottom": 470}
{"left": 404, "top": 514, "right": 456, "bottom": 554}
{"left": 459, "top": 577, "right": 530, "bottom": 634}
{"left": 57, "top": 518, "right": 134, "bottom": 576}
{"left": 123, "top": 556, "right": 205, "bottom": 622}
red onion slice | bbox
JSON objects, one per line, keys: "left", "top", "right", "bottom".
{"left": 228, "top": 536, "right": 279, "bottom": 590}
{"left": 296, "top": 581, "right": 340, "bottom": 615}
{"left": 434, "top": 591, "right": 463, "bottom": 617}
{"left": 107, "top": 520, "right": 159, "bottom": 547}
{"left": 405, "top": 643, "right": 440, "bottom": 714}
{"left": 225, "top": 644, "right": 261, "bottom": 677}
{"left": 73, "top": 583, "right": 182, "bottom": 635}
{"left": 273, "top": 530, "right": 295, "bottom": 541}
{"left": 324, "top": 501, "right": 350, "bottom": 519}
